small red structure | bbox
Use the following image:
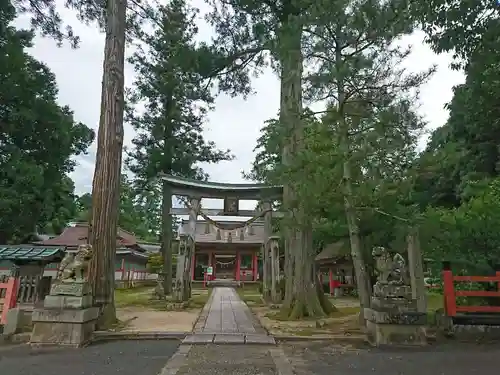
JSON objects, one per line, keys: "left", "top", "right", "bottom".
{"left": 442, "top": 262, "right": 500, "bottom": 317}
{"left": 0, "top": 277, "right": 19, "bottom": 324}
{"left": 316, "top": 241, "right": 356, "bottom": 295}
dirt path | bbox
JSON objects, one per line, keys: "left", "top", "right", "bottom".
{"left": 116, "top": 307, "right": 200, "bottom": 332}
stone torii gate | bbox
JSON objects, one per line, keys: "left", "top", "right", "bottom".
{"left": 160, "top": 174, "right": 283, "bottom": 302}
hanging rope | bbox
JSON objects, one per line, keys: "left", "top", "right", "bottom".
{"left": 216, "top": 258, "right": 235, "bottom": 265}
{"left": 183, "top": 199, "right": 271, "bottom": 230}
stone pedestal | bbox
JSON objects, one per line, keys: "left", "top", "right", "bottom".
{"left": 365, "top": 283, "right": 427, "bottom": 347}
{"left": 30, "top": 281, "right": 98, "bottom": 347}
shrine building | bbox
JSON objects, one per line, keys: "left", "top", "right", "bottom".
{"left": 162, "top": 174, "right": 283, "bottom": 284}
{"left": 181, "top": 217, "right": 265, "bottom": 282}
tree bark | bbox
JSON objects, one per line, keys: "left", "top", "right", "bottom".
{"left": 161, "top": 181, "right": 173, "bottom": 294}
{"left": 174, "top": 197, "right": 198, "bottom": 301}
{"left": 407, "top": 227, "right": 427, "bottom": 313}
{"left": 278, "top": 17, "right": 333, "bottom": 319}
{"left": 87, "top": 0, "right": 127, "bottom": 329}
{"left": 160, "top": 95, "right": 174, "bottom": 294}
{"left": 262, "top": 201, "right": 272, "bottom": 301}
{"left": 341, "top": 151, "right": 371, "bottom": 325}
{"left": 270, "top": 237, "right": 281, "bottom": 303}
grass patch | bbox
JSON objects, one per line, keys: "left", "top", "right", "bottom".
{"left": 189, "top": 290, "right": 211, "bottom": 308}
{"left": 427, "top": 292, "right": 444, "bottom": 311}
{"left": 239, "top": 283, "right": 261, "bottom": 293}
{"left": 266, "top": 306, "right": 360, "bottom": 321}
{"left": 115, "top": 287, "right": 212, "bottom": 310}
{"left": 291, "top": 328, "right": 317, "bottom": 336}
{"left": 115, "top": 286, "right": 154, "bottom": 308}
{"left": 236, "top": 287, "right": 265, "bottom": 307}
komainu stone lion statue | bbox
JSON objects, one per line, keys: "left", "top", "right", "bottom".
{"left": 56, "top": 244, "right": 94, "bottom": 282}
{"left": 372, "top": 246, "right": 409, "bottom": 285}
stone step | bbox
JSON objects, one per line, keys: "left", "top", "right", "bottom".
{"left": 182, "top": 333, "right": 275, "bottom": 345}
{"left": 207, "top": 279, "right": 242, "bottom": 288}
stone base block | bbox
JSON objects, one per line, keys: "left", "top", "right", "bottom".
{"left": 32, "top": 307, "right": 99, "bottom": 324}
{"left": 43, "top": 295, "right": 93, "bottom": 309}
{"left": 30, "top": 307, "right": 99, "bottom": 347}
{"left": 2, "top": 308, "right": 33, "bottom": 335}
{"left": 30, "top": 319, "right": 96, "bottom": 347}
{"left": 365, "top": 308, "right": 426, "bottom": 325}
{"left": 451, "top": 324, "right": 500, "bottom": 341}
{"left": 373, "top": 283, "right": 412, "bottom": 298}
{"left": 370, "top": 296, "right": 417, "bottom": 312}
{"left": 50, "top": 282, "right": 91, "bottom": 297}
{"left": 366, "top": 320, "right": 427, "bottom": 347}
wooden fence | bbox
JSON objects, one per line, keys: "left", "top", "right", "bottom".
{"left": 442, "top": 265, "right": 500, "bottom": 317}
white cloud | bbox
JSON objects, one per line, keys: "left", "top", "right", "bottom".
{"left": 16, "top": 3, "right": 464, "bottom": 211}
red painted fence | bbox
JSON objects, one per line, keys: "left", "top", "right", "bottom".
{"left": 0, "top": 277, "right": 18, "bottom": 324}
{"left": 442, "top": 265, "right": 500, "bottom": 317}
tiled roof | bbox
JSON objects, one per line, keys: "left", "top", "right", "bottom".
{"left": 315, "top": 241, "right": 349, "bottom": 262}
{"left": 36, "top": 223, "right": 141, "bottom": 249}
{"left": 0, "top": 246, "right": 66, "bottom": 262}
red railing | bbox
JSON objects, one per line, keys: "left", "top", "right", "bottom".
{"left": 0, "top": 277, "right": 19, "bottom": 324}
{"left": 442, "top": 265, "right": 500, "bottom": 317}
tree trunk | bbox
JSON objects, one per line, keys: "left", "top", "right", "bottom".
{"left": 334, "top": 32, "right": 372, "bottom": 326}
{"left": 407, "top": 227, "right": 426, "bottom": 313}
{"left": 174, "top": 197, "right": 198, "bottom": 301}
{"left": 262, "top": 201, "right": 272, "bottom": 301}
{"left": 87, "top": 0, "right": 127, "bottom": 329}
{"left": 341, "top": 152, "right": 371, "bottom": 325}
{"left": 278, "top": 17, "right": 333, "bottom": 319}
{"left": 161, "top": 181, "right": 173, "bottom": 294}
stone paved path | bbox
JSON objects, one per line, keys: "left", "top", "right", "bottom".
{"left": 183, "top": 287, "right": 274, "bottom": 345}
{"left": 171, "top": 345, "right": 288, "bottom": 375}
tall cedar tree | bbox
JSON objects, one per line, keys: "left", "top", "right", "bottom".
{"left": 303, "top": 1, "right": 432, "bottom": 321}
{"left": 85, "top": 0, "right": 127, "bottom": 328}
{"left": 206, "top": 0, "right": 417, "bottom": 319}
{"left": 126, "top": 0, "right": 232, "bottom": 295}
{"left": 14, "top": 0, "right": 131, "bottom": 326}
{"left": 205, "top": 0, "right": 336, "bottom": 320}
{"left": 14, "top": 0, "right": 243, "bottom": 320}
{"left": 0, "top": 1, "right": 94, "bottom": 243}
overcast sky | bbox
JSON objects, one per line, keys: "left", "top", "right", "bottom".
{"left": 16, "top": 1, "right": 464, "bottom": 211}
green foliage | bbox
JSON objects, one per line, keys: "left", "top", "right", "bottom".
{"left": 248, "top": 99, "right": 425, "bottom": 252}
{"left": 412, "top": 0, "right": 499, "bottom": 64}
{"left": 422, "top": 178, "right": 500, "bottom": 271}
{"left": 125, "top": 0, "right": 233, "bottom": 183}
{"left": 0, "top": 3, "right": 94, "bottom": 243}
{"left": 413, "top": 43, "right": 500, "bottom": 209}
{"left": 147, "top": 251, "right": 177, "bottom": 274}
{"left": 74, "top": 175, "right": 163, "bottom": 242}
{"left": 147, "top": 253, "right": 163, "bottom": 274}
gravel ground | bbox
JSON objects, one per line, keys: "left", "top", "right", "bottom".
{"left": 0, "top": 340, "right": 179, "bottom": 375}
{"left": 282, "top": 341, "right": 500, "bottom": 375}
{"left": 176, "top": 345, "right": 278, "bottom": 375}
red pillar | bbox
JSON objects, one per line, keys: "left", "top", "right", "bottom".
{"left": 0, "top": 277, "right": 18, "bottom": 324}
{"left": 442, "top": 268, "right": 456, "bottom": 317}
{"left": 252, "top": 252, "right": 258, "bottom": 281}
{"left": 235, "top": 251, "right": 241, "bottom": 281}
{"left": 497, "top": 271, "right": 500, "bottom": 294}
{"left": 329, "top": 268, "right": 334, "bottom": 295}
